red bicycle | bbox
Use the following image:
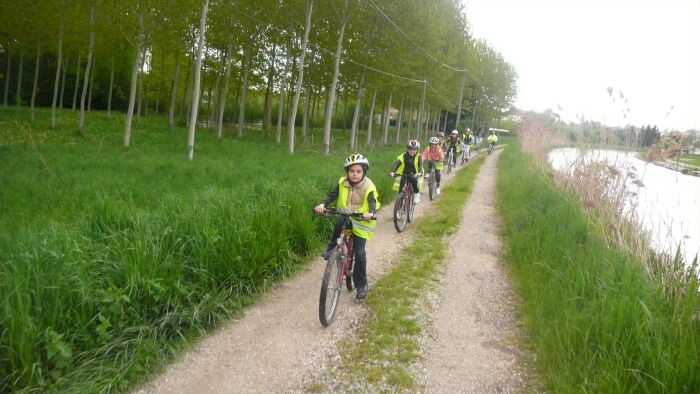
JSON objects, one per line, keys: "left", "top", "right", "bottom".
{"left": 317, "top": 207, "right": 376, "bottom": 327}
{"left": 392, "top": 173, "right": 417, "bottom": 232}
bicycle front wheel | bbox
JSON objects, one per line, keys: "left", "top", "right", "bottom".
{"left": 319, "top": 249, "right": 343, "bottom": 327}
{"left": 393, "top": 194, "right": 408, "bottom": 232}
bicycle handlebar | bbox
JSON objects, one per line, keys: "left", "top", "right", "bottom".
{"left": 315, "top": 207, "right": 378, "bottom": 221}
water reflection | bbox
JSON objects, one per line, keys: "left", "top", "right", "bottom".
{"left": 548, "top": 148, "right": 699, "bottom": 265}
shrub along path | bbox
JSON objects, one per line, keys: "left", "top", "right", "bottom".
{"left": 134, "top": 149, "right": 529, "bottom": 392}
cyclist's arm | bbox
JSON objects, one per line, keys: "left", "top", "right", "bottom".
{"left": 320, "top": 184, "right": 340, "bottom": 207}
{"left": 367, "top": 191, "right": 377, "bottom": 214}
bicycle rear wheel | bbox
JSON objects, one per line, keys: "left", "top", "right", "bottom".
{"left": 393, "top": 193, "right": 408, "bottom": 232}
{"left": 428, "top": 172, "right": 435, "bottom": 201}
{"left": 345, "top": 255, "right": 354, "bottom": 291}
{"left": 319, "top": 249, "right": 343, "bottom": 327}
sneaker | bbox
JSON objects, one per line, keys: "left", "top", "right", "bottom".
{"left": 414, "top": 193, "right": 421, "bottom": 203}
{"left": 436, "top": 187, "right": 441, "bottom": 195}
{"left": 356, "top": 285, "right": 368, "bottom": 300}
{"left": 321, "top": 249, "right": 332, "bottom": 260}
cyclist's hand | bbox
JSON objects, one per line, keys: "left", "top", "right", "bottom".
{"left": 314, "top": 204, "right": 326, "bottom": 214}
{"left": 362, "top": 212, "right": 374, "bottom": 220}
{"left": 389, "top": 171, "right": 395, "bottom": 177}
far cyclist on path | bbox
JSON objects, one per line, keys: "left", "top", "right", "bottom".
{"left": 487, "top": 130, "right": 498, "bottom": 150}
{"left": 389, "top": 139, "right": 424, "bottom": 204}
{"left": 314, "top": 154, "right": 379, "bottom": 300}
{"left": 421, "top": 136, "right": 445, "bottom": 195}
{"left": 443, "top": 130, "right": 462, "bottom": 167}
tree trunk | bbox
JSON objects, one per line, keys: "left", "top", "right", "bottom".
{"left": 59, "top": 58, "right": 68, "bottom": 109}
{"left": 2, "top": 50, "right": 10, "bottom": 107}
{"left": 366, "top": 88, "right": 377, "bottom": 145}
{"left": 16, "top": 50, "right": 23, "bottom": 110}
{"left": 455, "top": 71, "right": 466, "bottom": 128}
{"left": 79, "top": 0, "right": 96, "bottom": 132}
{"left": 72, "top": 53, "right": 81, "bottom": 110}
{"left": 442, "top": 109, "right": 448, "bottom": 131}
{"left": 262, "top": 43, "right": 276, "bottom": 135}
{"left": 123, "top": 13, "right": 144, "bottom": 147}
{"left": 407, "top": 99, "right": 413, "bottom": 139}
{"left": 302, "top": 74, "right": 312, "bottom": 141}
{"left": 88, "top": 57, "right": 96, "bottom": 112}
{"left": 237, "top": 39, "right": 254, "bottom": 138}
{"left": 51, "top": 17, "right": 64, "bottom": 128}
{"left": 217, "top": 43, "right": 232, "bottom": 138}
{"left": 396, "top": 96, "right": 404, "bottom": 142}
{"left": 287, "top": 0, "right": 313, "bottom": 154}
{"left": 136, "top": 54, "right": 144, "bottom": 121}
{"left": 107, "top": 57, "right": 115, "bottom": 118}
{"left": 321, "top": 0, "right": 347, "bottom": 154}
{"left": 417, "top": 80, "right": 426, "bottom": 139}
{"left": 381, "top": 91, "right": 392, "bottom": 144}
{"left": 155, "top": 51, "right": 164, "bottom": 115}
{"left": 349, "top": 69, "right": 366, "bottom": 150}
{"left": 180, "top": 47, "right": 193, "bottom": 121}
{"left": 30, "top": 44, "right": 41, "bottom": 121}
{"left": 168, "top": 54, "right": 180, "bottom": 129}
{"left": 276, "top": 37, "right": 292, "bottom": 144}
{"left": 186, "top": 0, "right": 209, "bottom": 160}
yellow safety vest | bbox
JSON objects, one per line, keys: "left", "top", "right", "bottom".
{"left": 337, "top": 176, "right": 380, "bottom": 240}
{"left": 392, "top": 154, "right": 423, "bottom": 191}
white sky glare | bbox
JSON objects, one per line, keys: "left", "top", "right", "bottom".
{"left": 464, "top": 0, "right": 700, "bottom": 131}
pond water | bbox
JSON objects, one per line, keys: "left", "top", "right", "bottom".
{"left": 548, "top": 148, "right": 700, "bottom": 265}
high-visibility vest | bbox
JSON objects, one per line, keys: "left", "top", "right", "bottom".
{"left": 392, "top": 154, "right": 423, "bottom": 191}
{"left": 337, "top": 176, "right": 380, "bottom": 240}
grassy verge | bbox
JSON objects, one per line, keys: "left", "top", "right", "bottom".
{"left": 680, "top": 153, "right": 700, "bottom": 167}
{"left": 324, "top": 155, "right": 486, "bottom": 391}
{"left": 0, "top": 108, "right": 404, "bottom": 392}
{"left": 497, "top": 141, "right": 700, "bottom": 392}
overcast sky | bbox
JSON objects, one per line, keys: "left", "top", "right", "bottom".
{"left": 464, "top": 0, "right": 700, "bottom": 131}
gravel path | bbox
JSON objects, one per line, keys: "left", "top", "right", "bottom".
{"left": 417, "top": 148, "right": 531, "bottom": 392}
{"left": 134, "top": 149, "right": 531, "bottom": 393}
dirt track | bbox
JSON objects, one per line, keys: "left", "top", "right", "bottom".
{"left": 135, "top": 148, "right": 530, "bottom": 393}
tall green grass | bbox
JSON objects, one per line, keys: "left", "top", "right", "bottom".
{"left": 0, "top": 107, "right": 406, "bottom": 392}
{"left": 497, "top": 141, "right": 699, "bottom": 393}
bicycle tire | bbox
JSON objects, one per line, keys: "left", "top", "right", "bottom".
{"left": 319, "top": 249, "right": 343, "bottom": 327}
{"left": 428, "top": 172, "right": 435, "bottom": 201}
{"left": 407, "top": 193, "right": 415, "bottom": 222}
{"left": 393, "top": 193, "right": 408, "bottom": 232}
{"left": 345, "top": 255, "right": 353, "bottom": 291}
{"left": 447, "top": 153, "right": 453, "bottom": 174}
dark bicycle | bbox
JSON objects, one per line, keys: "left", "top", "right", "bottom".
{"left": 392, "top": 173, "right": 417, "bottom": 232}
{"left": 488, "top": 141, "right": 495, "bottom": 155}
{"left": 460, "top": 142, "right": 469, "bottom": 166}
{"left": 317, "top": 207, "right": 376, "bottom": 327}
{"left": 446, "top": 149, "right": 455, "bottom": 174}
{"left": 425, "top": 160, "right": 438, "bottom": 201}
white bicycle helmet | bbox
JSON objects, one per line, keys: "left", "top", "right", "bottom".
{"left": 450, "top": 130, "right": 458, "bottom": 135}
{"left": 344, "top": 153, "right": 370, "bottom": 170}
{"left": 406, "top": 139, "right": 420, "bottom": 149}
{"left": 429, "top": 136, "right": 439, "bottom": 145}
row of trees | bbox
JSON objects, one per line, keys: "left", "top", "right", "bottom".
{"left": 0, "top": 0, "right": 518, "bottom": 158}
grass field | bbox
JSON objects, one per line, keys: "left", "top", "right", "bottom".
{"left": 497, "top": 141, "right": 700, "bottom": 393}
{"left": 0, "top": 107, "right": 413, "bottom": 392}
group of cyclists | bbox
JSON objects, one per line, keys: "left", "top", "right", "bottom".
{"left": 314, "top": 128, "right": 498, "bottom": 300}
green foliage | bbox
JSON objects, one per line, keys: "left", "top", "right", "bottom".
{"left": 0, "top": 107, "right": 403, "bottom": 392}
{"left": 497, "top": 141, "right": 700, "bottom": 393}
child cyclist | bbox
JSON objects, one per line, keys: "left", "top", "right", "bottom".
{"left": 389, "top": 139, "right": 423, "bottom": 203}
{"left": 421, "top": 136, "right": 444, "bottom": 195}
{"left": 443, "top": 130, "right": 462, "bottom": 167}
{"left": 314, "top": 154, "right": 379, "bottom": 300}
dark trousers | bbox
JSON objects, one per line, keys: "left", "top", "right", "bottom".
{"left": 399, "top": 175, "right": 420, "bottom": 193}
{"left": 325, "top": 219, "right": 369, "bottom": 289}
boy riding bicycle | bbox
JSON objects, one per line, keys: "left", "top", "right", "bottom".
{"left": 314, "top": 154, "right": 379, "bottom": 300}
{"left": 442, "top": 130, "right": 462, "bottom": 167}
{"left": 389, "top": 140, "right": 423, "bottom": 203}
{"left": 421, "top": 136, "right": 444, "bottom": 195}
